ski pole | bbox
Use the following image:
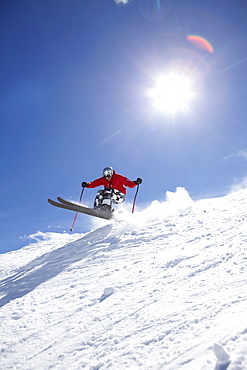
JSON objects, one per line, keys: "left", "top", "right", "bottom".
{"left": 132, "top": 183, "right": 140, "bottom": 214}
{"left": 70, "top": 187, "right": 85, "bottom": 231}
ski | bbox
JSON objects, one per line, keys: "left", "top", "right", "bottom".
{"left": 48, "top": 198, "right": 113, "bottom": 220}
{"left": 57, "top": 197, "right": 114, "bottom": 216}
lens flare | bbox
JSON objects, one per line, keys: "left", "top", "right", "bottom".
{"left": 187, "top": 35, "right": 214, "bottom": 53}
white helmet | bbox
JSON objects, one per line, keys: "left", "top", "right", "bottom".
{"left": 103, "top": 166, "right": 114, "bottom": 178}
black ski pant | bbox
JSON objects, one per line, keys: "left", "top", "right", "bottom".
{"left": 94, "top": 188, "right": 125, "bottom": 208}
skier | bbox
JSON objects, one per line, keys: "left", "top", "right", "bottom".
{"left": 82, "top": 167, "right": 142, "bottom": 213}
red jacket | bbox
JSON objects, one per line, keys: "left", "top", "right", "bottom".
{"left": 87, "top": 172, "right": 136, "bottom": 195}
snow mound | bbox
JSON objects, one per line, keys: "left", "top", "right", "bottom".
{"left": 214, "top": 342, "right": 231, "bottom": 364}
{"left": 1, "top": 188, "right": 247, "bottom": 369}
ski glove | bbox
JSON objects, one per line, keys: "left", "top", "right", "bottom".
{"left": 81, "top": 182, "right": 89, "bottom": 188}
{"left": 134, "top": 178, "right": 142, "bottom": 185}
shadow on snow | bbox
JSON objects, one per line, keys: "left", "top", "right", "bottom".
{"left": 0, "top": 224, "right": 117, "bottom": 308}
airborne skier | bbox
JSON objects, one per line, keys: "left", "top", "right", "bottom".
{"left": 48, "top": 167, "right": 142, "bottom": 222}
{"left": 82, "top": 167, "right": 142, "bottom": 213}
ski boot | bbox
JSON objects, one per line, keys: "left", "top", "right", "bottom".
{"left": 100, "top": 204, "right": 113, "bottom": 214}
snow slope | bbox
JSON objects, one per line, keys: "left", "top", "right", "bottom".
{"left": 1, "top": 188, "right": 247, "bottom": 370}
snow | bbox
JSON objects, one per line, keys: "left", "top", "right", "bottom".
{"left": 213, "top": 343, "right": 230, "bottom": 365}
{"left": 1, "top": 187, "right": 247, "bottom": 369}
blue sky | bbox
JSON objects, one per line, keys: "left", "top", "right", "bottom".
{"left": 1, "top": 0, "right": 247, "bottom": 253}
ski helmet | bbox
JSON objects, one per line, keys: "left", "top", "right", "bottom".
{"left": 103, "top": 166, "right": 114, "bottom": 178}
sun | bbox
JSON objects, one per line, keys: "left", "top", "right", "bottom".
{"left": 150, "top": 73, "right": 193, "bottom": 114}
